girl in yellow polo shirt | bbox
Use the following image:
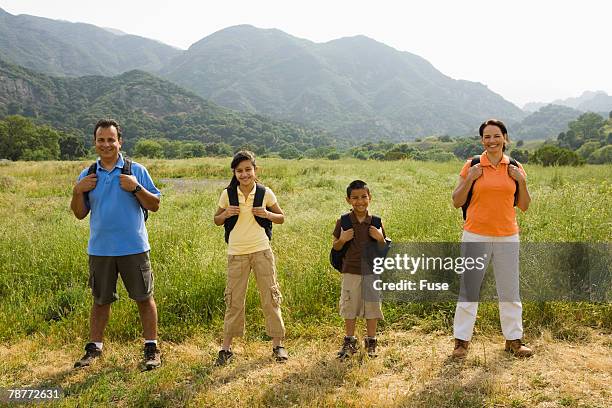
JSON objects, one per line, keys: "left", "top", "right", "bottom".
{"left": 451, "top": 119, "right": 533, "bottom": 359}
{"left": 213, "top": 151, "right": 287, "bottom": 366}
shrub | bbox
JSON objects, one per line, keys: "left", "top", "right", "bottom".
{"left": 134, "top": 139, "right": 164, "bottom": 158}
{"left": 532, "top": 145, "right": 583, "bottom": 166}
{"left": 587, "top": 145, "right": 612, "bottom": 164}
{"left": 510, "top": 149, "right": 529, "bottom": 163}
{"left": 576, "top": 141, "right": 602, "bottom": 159}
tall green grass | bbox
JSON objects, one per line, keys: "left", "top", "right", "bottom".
{"left": 0, "top": 158, "right": 610, "bottom": 344}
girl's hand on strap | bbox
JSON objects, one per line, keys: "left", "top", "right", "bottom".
{"left": 252, "top": 206, "right": 269, "bottom": 218}
{"left": 225, "top": 206, "right": 240, "bottom": 218}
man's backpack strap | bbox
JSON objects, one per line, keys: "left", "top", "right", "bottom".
{"left": 83, "top": 162, "right": 98, "bottom": 204}
{"left": 253, "top": 183, "right": 273, "bottom": 241}
{"left": 461, "top": 156, "right": 481, "bottom": 220}
{"left": 122, "top": 158, "right": 148, "bottom": 222}
{"left": 86, "top": 162, "right": 97, "bottom": 176}
{"left": 121, "top": 158, "right": 132, "bottom": 175}
{"left": 224, "top": 186, "right": 239, "bottom": 243}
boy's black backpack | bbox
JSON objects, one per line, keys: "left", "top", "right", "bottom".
{"left": 224, "top": 183, "right": 273, "bottom": 243}
{"left": 461, "top": 155, "right": 519, "bottom": 220}
{"left": 329, "top": 213, "right": 389, "bottom": 272}
{"left": 85, "top": 158, "right": 149, "bottom": 221}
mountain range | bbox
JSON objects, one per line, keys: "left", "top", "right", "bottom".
{"left": 523, "top": 91, "right": 612, "bottom": 114}
{"left": 0, "top": 7, "right": 608, "bottom": 143}
{"left": 160, "top": 25, "right": 525, "bottom": 138}
{"left": 0, "top": 7, "right": 180, "bottom": 77}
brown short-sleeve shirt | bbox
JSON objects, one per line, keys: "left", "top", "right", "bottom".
{"left": 333, "top": 211, "right": 386, "bottom": 275}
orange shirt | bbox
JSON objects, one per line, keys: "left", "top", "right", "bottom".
{"left": 460, "top": 152, "right": 525, "bottom": 236}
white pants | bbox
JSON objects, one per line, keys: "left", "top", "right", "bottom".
{"left": 453, "top": 230, "right": 523, "bottom": 341}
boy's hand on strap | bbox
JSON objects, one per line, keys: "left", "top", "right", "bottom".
{"left": 252, "top": 206, "right": 269, "bottom": 218}
{"left": 368, "top": 226, "right": 385, "bottom": 243}
{"left": 225, "top": 206, "right": 240, "bottom": 219}
{"left": 339, "top": 227, "right": 354, "bottom": 243}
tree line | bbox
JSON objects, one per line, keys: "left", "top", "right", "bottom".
{"left": 1, "top": 112, "right": 611, "bottom": 165}
{"left": 347, "top": 112, "right": 612, "bottom": 165}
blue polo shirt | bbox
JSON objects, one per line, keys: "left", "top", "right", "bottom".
{"left": 77, "top": 154, "right": 161, "bottom": 256}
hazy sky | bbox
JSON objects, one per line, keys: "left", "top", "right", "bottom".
{"left": 2, "top": 0, "right": 610, "bottom": 107}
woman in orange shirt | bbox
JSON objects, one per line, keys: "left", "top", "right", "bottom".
{"left": 451, "top": 119, "right": 533, "bottom": 358}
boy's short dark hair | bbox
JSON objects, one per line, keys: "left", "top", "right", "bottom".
{"left": 346, "top": 180, "right": 370, "bottom": 197}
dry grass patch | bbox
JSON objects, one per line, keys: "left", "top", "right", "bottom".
{"left": 1, "top": 329, "right": 609, "bottom": 407}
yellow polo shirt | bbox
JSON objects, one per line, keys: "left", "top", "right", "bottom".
{"left": 217, "top": 185, "right": 277, "bottom": 255}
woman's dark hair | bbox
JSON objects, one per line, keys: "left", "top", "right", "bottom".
{"left": 93, "top": 119, "right": 122, "bottom": 140}
{"left": 479, "top": 119, "right": 510, "bottom": 152}
{"left": 228, "top": 150, "right": 258, "bottom": 188}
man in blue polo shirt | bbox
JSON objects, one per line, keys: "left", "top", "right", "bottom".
{"left": 70, "top": 119, "right": 162, "bottom": 370}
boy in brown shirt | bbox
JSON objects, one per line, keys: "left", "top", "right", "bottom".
{"left": 332, "top": 180, "right": 388, "bottom": 359}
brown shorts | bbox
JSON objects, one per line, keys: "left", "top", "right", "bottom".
{"left": 88, "top": 251, "right": 154, "bottom": 305}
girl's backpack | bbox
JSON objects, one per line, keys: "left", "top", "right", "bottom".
{"left": 224, "top": 183, "right": 273, "bottom": 243}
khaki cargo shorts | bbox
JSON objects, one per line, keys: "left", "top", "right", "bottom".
{"left": 88, "top": 251, "right": 154, "bottom": 305}
{"left": 339, "top": 273, "right": 384, "bottom": 320}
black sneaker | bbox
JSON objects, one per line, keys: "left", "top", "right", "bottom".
{"left": 74, "top": 342, "right": 102, "bottom": 368}
{"left": 364, "top": 337, "right": 378, "bottom": 358}
{"left": 272, "top": 346, "right": 289, "bottom": 362}
{"left": 337, "top": 336, "right": 358, "bottom": 360}
{"left": 215, "top": 349, "right": 233, "bottom": 366}
{"left": 143, "top": 343, "right": 161, "bottom": 370}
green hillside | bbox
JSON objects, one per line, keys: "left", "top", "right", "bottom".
{"left": 514, "top": 104, "right": 582, "bottom": 140}
{"left": 0, "top": 57, "right": 337, "bottom": 154}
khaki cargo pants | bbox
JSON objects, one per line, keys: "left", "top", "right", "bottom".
{"left": 223, "top": 249, "right": 285, "bottom": 338}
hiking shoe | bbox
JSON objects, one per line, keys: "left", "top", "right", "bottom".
{"left": 74, "top": 342, "right": 102, "bottom": 368}
{"left": 214, "top": 349, "right": 234, "bottom": 366}
{"left": 364, "top": 337, "right": 378, "bottom": 358}
{"left": 452, "top": 339, "right": 469, "bottom": 359}
{"left": 272, "top": 346, "right": 289, "bottom": 362}
{"left": 143, "top": 343, "right": 161, "bottom": 370}
{"left": 505, "top": 339, "right": 533, "bottom": 358}
{"left": 337, "top": 336, "right": 359, "bottom": 360}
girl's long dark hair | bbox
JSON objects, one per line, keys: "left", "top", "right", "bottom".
{"left": 227, "top": 150, "right": 258, "bottom": 189}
